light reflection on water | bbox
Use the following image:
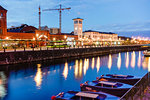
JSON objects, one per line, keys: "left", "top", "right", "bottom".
{"left": 125, "top": 52, "right": 129, "bottom": 68}
{"left": 96, "top": 57, "right": 100, "bottom": 72}
{"left": 34, "top": 64, "right": 42, "bottom": 89}
{"left": 1, "top": 51, "right": 150, "bottom": 100}
{"left": 117, "top": 53, "right": 121, "bottom": 70}
{"left": 131, "top": 51, "right": 136, "bottom": 68}
{"left": 108, "top": 54, "right": 112, "bottom": 70}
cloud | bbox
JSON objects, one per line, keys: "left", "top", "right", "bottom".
{"left": 93, "top": 21, "right": 150, "bottom": 32}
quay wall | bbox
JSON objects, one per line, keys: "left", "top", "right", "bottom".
{"left": 0, "top": 45, "right": 149, "bottom": 65}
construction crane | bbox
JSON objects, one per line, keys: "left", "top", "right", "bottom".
{"left": 43, "top": 4, "right": 71, "bottom": 34}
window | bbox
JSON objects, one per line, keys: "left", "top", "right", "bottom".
{"left": 74, "top": 21, "right": 78, "bottom": 24}
{"left": 1, "top": 13, "right": 3, "bottom": 17}
{"left": 0, "top": 29, "right": 2, "bottom": 34}
{"left": 79, "top": 21, "right": 82, "bottom": 24}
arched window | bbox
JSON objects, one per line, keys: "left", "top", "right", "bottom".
{"left": 0, "top": 29, "right": 2, "bottom": 34}
{"left": 1, "top": 13, "right": 3, "bottom": 17}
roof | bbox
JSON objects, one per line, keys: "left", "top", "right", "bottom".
{"left": 7, "top": 24, "right": 37, "bottom": 33}
{"left": 73, "top": 17, "right": 83, "bottom": 20}
{"left": 83, "top": 30, "right": 116, "bottom": 34}
{"left": 0, "top": 5, "right": 7, "bottom": 11}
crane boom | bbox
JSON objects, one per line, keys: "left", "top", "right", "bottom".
{"left": 43, "top": 4, "right": 71, "bottom": 34}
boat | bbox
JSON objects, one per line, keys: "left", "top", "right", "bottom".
{"left": 143, "top": 49, "right": 150, "bottom": 57}
{"left": 80, "top": 80, "right": 132, "bottom": 97}
{"left": 52, "top": 90, "right": 119, "bottom": 100}
{"left": 97, "top": 74, "right": 140, "bottom": 85}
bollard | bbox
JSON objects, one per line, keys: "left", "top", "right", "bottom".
{"left": 14, "top": 48, "right": 16, "bottom": 52}
{"left": 4, "top": 48, "right": 5, "bottom": 53}
{"left": 24, "top": 47, "right": 25, "bottom": 52}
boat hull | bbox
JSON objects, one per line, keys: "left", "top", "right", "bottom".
{"left": 81, "top": 85, "right": 130, "bottom": 97}
{"left": 100, "top": 77, "right": 140, "bottom": 85}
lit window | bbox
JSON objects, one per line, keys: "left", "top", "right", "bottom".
{"left": 75, "top": 27, "right": 77, "bottom": 30}
{"left": 74, "top": 21, "right": 78, "bottom": 24}
{"left": 79, "top": 21, "right": 82, "bottom": 24}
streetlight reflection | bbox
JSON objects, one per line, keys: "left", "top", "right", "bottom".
{"left": 34, "top": 64, "right": 42, "bottom": 89}
{"left": 117, "top": 53, "right": 121, "bottom": 70}
{"left": 63, "top": 62, "right": 68, "bottom": 80}
{"left": 138, "top": 51, "right": 141, "bottom": 68}
{"left": 131, "top": 51, "right": 136, "bottom": 68}
{"left": 96, "top": 57, "right": 100, "bottom": 72}
{"left": 91, "top": 57, "right": 95, "bottom": 69}
{"left": 148, "top": 57, "right": 150, "bottom": 72}
{"left": 125, "top": 52, "right": 129, "bottom": 68}
{"left": 108, "top": 54, "right": 112, "bottom": 70}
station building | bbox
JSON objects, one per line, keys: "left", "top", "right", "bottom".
{"left": 0, "top": 5, "right": 119, "bottom": 47}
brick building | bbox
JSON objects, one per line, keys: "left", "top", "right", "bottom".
{"left": 0, "top": 5, "right": 78, "bottom": 47}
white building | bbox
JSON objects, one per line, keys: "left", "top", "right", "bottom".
{"left": 73, "top": 18, "right": 83, "bottom": 39}
{"left": 83, "top": 30, "right": 118, "bottom": 41}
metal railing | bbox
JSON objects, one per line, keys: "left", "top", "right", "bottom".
{"left": 120, "top": 72, "right": 150, "bottom": 100}
{"left": 0, "top": 44, "right": 145, "bottom": 53}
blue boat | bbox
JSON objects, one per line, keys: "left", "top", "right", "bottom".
{"left": 52, "top": 90, "right": 119, "bottom": 100}
{"left": 80, "top": 80, "right": 132, "bottom": 97}
{"left": 97, "top": 74, "right": 140, "bottom": 85}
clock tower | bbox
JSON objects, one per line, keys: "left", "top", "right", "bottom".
{"left": 73, "top": 18, "right": 83, "bottom": 39}
{"left": 0, "top": 5, "right": 7, "bottom": 38}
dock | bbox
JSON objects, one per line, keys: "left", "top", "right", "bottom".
{"left": 0, "top": 45, "right": 149, "bottom": 66}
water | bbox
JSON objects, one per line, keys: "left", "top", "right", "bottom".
{"left": 0, "top": 51, "right": 150, "bottom": 100}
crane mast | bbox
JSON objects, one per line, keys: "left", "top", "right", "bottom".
{"left": 43, "top": 4, "right": 71, "bottom": 34}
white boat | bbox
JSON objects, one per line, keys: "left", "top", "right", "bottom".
{"left": 143, "top": 50, "right": 150, "bottom": 57}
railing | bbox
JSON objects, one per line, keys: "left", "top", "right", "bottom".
{"left": 120, "top": 72, "right": 150, "bottom": 100}
{"left": 0, "top": 44, "right": 145, "bottom": 53}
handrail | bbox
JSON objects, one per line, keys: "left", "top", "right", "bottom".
{"left": 120, "top": 72, "right": 150, "bottom": 100}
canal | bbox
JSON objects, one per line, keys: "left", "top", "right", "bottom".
{"left": 1, "top": 51, "right": 150, "bottom": 100}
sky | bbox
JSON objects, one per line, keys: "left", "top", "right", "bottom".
{"left": 1, "top": 0, "right": 150, "bottom": 37}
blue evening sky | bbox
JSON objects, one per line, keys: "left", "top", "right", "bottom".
{"left": 1, "top": 0, "right": 150, "bottom": 37}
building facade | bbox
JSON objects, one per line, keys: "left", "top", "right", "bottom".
{"left": 0, "top": 6, "right": 7, "bottom": 38}
{"left": 83, "top": 30, "right": 118, "bottom": 41}
{"left": 73, "top": 18, "right": 83, "bottom": 39}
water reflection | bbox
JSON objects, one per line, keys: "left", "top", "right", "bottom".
{"left": 63, "top": 62, "right": 68, "bottom": 79}
{"left": 131, "top": 51, "right": 136, "bottom": 68}
{"left": 148, "top": 57, "right": 150, "bottom": 72}
{"left": 108, "top": 54, "right": 112, "bottom": 70}
{"left": 2, "top": 51, "right": 149, "bottom": 100}
{"left": 34, "top": 64, "right": 42, "bottom": 89}
{"left": 96, "top": 57, "right": 100, "bottom": 72}
{"left": 74, "top": 60, "right": 79, "bottom": 78}
{"left": 74, "top": 59, "right": 83, "bottom": 79}
{"left": 83, "top": 59, "right": 89, "bottom": 75}
{"left": 117, "top": 53, "right": 121, "bottom": 70}
{"left": 125, "top": 52, "right": 129, "bottom": 68}
{"left": 0, "top": 72, "right": 7, "bottom": 98}
{"left": 138, "top": 51, "right": 141, "bottom": 68}
{"left": 91, "top": 58, "right": 95, "bottom": 69}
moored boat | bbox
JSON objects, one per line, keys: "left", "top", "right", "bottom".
{"left": 97, "top": 74, "right": 140, "bottom": 85}
{"left": 143, "top": 50, "right": 150, "bottom": 57}
{"left": 80, "top": 80, "right": 132, "bottom": 97}
{"left": 52, "top": 90, "right": 119, "bottom": 100}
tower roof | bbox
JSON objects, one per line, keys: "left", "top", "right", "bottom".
{"left": 73, "top": 17, "right": 83, "bottom": 20}
{"left": 0, "top": 5, "right": 7, "bottom": 11}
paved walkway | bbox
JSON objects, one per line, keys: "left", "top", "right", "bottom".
{"left": 137, "top": 86, "right": 150, "bottom": 100}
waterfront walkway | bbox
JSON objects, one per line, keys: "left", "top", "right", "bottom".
{"left": 137, "top": 86, "right": 150, "bottom": 100}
